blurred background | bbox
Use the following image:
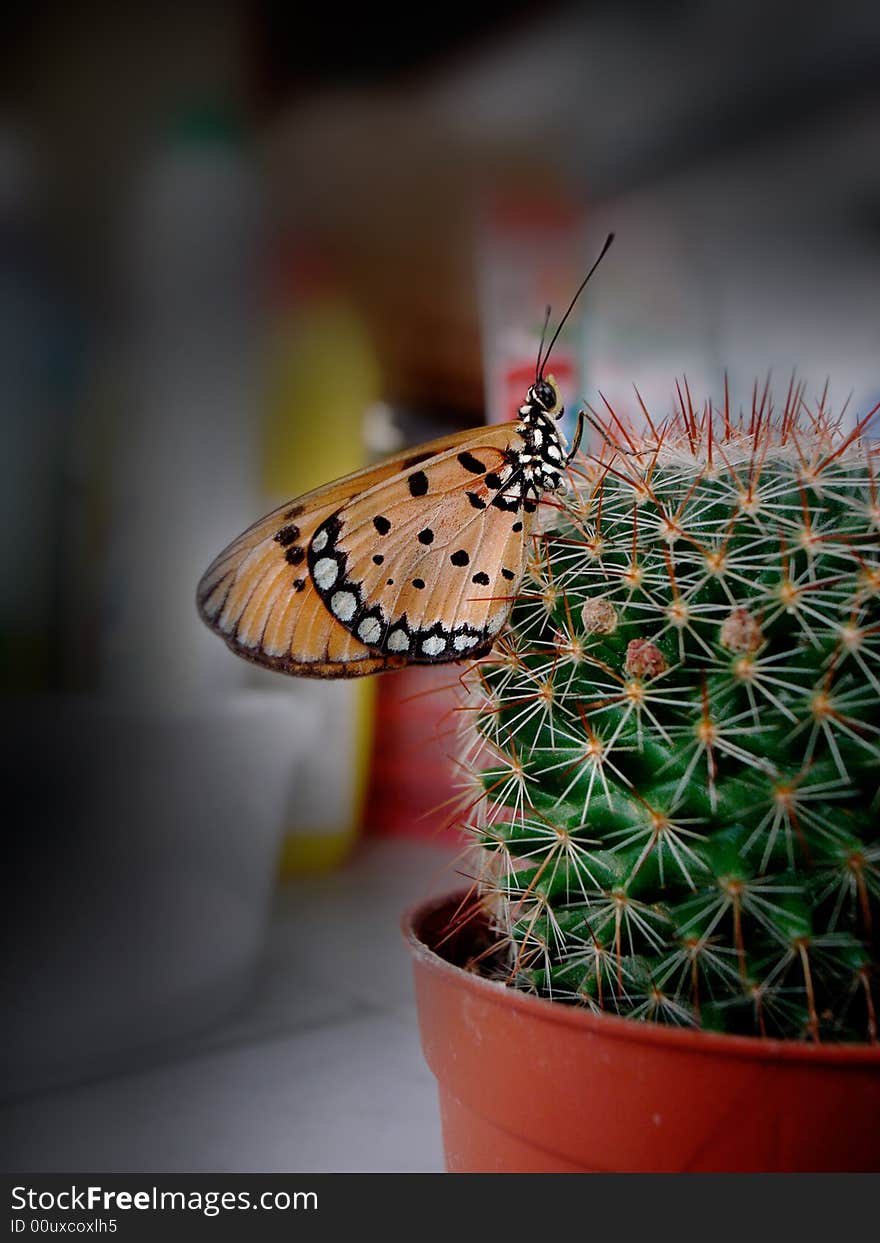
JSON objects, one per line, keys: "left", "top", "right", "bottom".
{"left": 2, "top": 0, "right": 879, "bottom": 1169}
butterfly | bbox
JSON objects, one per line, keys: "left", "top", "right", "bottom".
{"left": 197, "top": 234, "right": 614, "bottom": 678}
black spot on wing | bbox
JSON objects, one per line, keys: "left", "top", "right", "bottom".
{"left": 274, "top": 523, "right": 300, "bottom": 546}
{"left": 501, "top": 567, "right": 515, "bottom": 581}
{"left": 372, "top": 554, "right": 384, "bottom": 565}
{"left": 472, "top": 572, "right": 490, "bottom": 586}
{"left": 485, "top": 472, "right": 502, "bottom": 490}
{"left": 408, "top": 470, "right": 429, "bottom": 497}
{"left": 412, "top": 578, "right": 425, "bottom": 589}
{"left": 450, "top": 549, "right": 469, "bottom": 566}
{"left": 285, "top": 546, "right": 305, "bottom": 565}
{"left": 458, "top": 451, "right": 486, "bottom": 474}
{"left": 467, "top": 491, "right": 486, "bottom": 510}
{"left": 418, "top": 528, "right": 434, "bottom": 545}
{"left": 373, "top": 515, "right": 391, "bottom": 535}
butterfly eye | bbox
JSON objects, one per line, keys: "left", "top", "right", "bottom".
{"left": 534, "top": 380, "right": 556, "bottom": 410}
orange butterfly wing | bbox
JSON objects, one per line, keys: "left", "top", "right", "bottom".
{"left": 307, "top": 424, "right": 538, "bottom": 664}
{"left": 196, "top": 427, "right": 521, "bottom": 677}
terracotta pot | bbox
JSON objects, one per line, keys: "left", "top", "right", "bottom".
{"left": 403, "top": 891, "right": 880, "bottom": 1172}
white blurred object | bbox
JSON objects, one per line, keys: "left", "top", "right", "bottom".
{"left": 579, "top": 201, "right": 719, "bottom": 425}
{"left": 100, "top": 108, "right": 264, "bottom": 704}
{"left": 1, "top": 691, "right": 305, "bottom": 1099}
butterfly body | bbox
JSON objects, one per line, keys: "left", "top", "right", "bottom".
{"left": 514, "top": 380, "right": 570, "bottom": 498}
{"left": 196, "top": 233, "right": 612, "bottom": 678}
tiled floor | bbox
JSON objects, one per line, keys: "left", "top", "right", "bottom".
{"left": 2, "top": 839, "right": 465, "bottom": 1173}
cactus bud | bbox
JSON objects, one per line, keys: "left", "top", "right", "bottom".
{"left": 624, "top": 639, "right": 667, "bottom": 679}
{"left": 720, "top": 607, "right": 763, "bottom": 653}
{"left": 581, "top": 598, "right": 618, "bottom": 635}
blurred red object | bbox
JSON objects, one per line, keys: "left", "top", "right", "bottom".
{"left": 362, "top": 666, "right": 466, "bottom": 844}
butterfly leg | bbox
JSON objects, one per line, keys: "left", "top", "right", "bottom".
{"left": 566, "top": 410, "right": 586, "bottom": 465}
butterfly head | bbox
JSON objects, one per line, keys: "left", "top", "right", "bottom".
{"left": 529, "top": 374, "right": 563, "bottom": 419}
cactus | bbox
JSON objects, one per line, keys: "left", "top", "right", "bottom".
{"left": 461, "top": 381, "right": 880, "bottom": 1042}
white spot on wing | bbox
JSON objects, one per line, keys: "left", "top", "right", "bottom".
{"left": 358, "top": 616, "right": 382, "bottom": 644}
{"left": 453, "top": 633, "right": 479, "bottom": 651}
{"left": 486, "top": 609, "right": 507, "bottom": 635}
{"left": 330, "top": 591, "right": 357, "bottom": 622}
{"left": 421, "top": 635, "right": 446, "bottom": 656}
{"left": 387, "top": 629, "right": 409, "bottom": 652}
{"left": 313, "top": 557, "right": 338, "bottom": 589}
{"left": 312, "top": 529, "right": 328, "bottom": 553}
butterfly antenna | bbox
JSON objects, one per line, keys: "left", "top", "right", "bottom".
{"left": 538, "top": 232, "right": 615, "bottom": 379}
{"left": 535, "top": 304, "right": 552, "bottom": 382}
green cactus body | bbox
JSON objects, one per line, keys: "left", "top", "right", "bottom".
{"left": 464, "top": 387, "right": 880, "bottom": 1042}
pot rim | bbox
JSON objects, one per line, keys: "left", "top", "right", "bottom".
{"left": 403, "top": 889, "right": 880, "bottom": 1067}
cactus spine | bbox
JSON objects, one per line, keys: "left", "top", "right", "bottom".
{"left": 463, "top": 384, "right": 880, "bottom": 1042}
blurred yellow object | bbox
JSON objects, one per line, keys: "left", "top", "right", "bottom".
{"left": 261, "top": 255, "right": 382, "bottom": 874}
{"left": 263, "top": 287, "right": 380, "bottom": 497}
